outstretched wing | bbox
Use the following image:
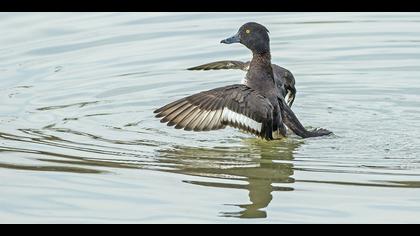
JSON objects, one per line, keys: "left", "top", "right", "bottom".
{"left": 272, "top": 64, "right": 296, "bottom": 107}
{"left": 187, "top": 61, "right": 250, "bottom": 71}
{"left": 154, "top": 84, "right": 274, "bottom": 140}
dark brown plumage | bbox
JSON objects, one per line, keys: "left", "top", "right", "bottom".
{"left": 188, "top": 61, "right": 296, "bottom": 107}
{"left": 154, "top": 22, "right": 332, "bottom": 140}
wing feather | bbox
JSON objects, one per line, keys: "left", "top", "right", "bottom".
{"left": 187, "top": 61, "right": 249, "bottom": 71}
{"left": 154, "top": 84, "right": 274, "bottom": 140}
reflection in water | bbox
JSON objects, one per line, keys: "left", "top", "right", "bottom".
{"left": 157, "top": 139, "right": 302, "bottom": 218}
{"left": 1, "top": 125, "right": 302, "bottom": 219}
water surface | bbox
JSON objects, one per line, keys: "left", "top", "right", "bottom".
{"left": 1, "top": 12, "right": 420, "bottom": 223}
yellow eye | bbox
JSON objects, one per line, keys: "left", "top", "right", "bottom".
{"left": 246, "top": 29, "right": 251, "bottom": 34}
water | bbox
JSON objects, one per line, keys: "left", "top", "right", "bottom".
{"left": 1, "top": 12, "right": 420, "bottom": 223}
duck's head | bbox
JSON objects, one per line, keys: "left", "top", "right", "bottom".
{"left": 221, "top": 22, "right": 270, "bottom": 54}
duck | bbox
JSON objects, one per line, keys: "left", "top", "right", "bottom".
{"left": 187, "top": 60, "right": 296, "bottom": 107}
{"left": 154, "top": 22, "right": 332, "bottom": 140}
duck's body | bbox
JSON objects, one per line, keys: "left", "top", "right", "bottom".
{"left": 154, "top": 22, "right": 331, "bottom": 140}
{"left": 188, "top": 60, "right": 296, "bottom": 107}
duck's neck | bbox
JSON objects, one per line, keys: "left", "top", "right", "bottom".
{"left": 245, "top": 51, "right": 276, "bottom": 95}
{"left": 250, "top": 51, "right": 272, "bottom": 68}
{"left": 248, "top": 51, "right": 274, "bottom": 80}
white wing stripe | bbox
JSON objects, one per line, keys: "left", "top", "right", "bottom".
{"left": 221, "top": 107, "right": 262, "bottom": 132}
{"left": 285, "top": 91, "right": 291, "bottom": 103}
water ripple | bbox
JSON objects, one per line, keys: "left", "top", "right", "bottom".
{"left": 1, "top": 12, "right": 420, "bottom": 223}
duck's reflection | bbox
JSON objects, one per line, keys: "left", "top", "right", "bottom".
{"left": 1, "top": 127, "right": 301, "bottom": 219}
{"left": 157, "top": 138, "right": 302, "bottom": 219}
